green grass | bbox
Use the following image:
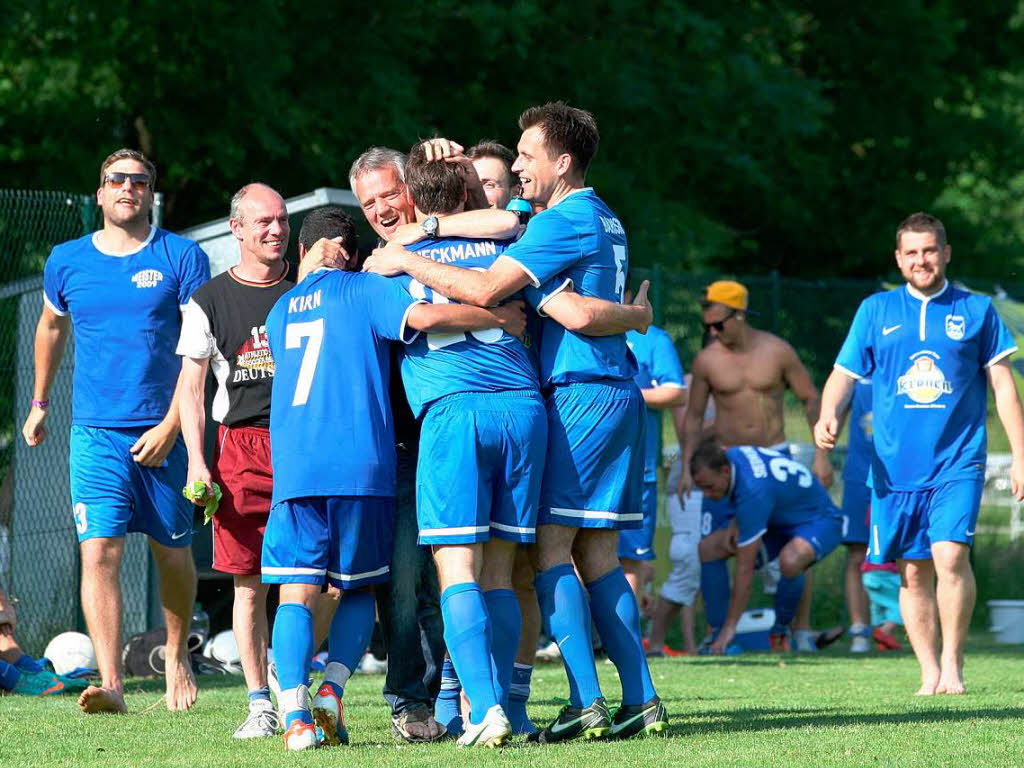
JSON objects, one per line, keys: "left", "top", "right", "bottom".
{"left": 3, "top": 640, "right": 1024, "bottom": 767}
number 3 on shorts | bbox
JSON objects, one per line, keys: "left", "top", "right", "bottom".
{"left": 285, "top": 319, "right": 324, "bottom": 406}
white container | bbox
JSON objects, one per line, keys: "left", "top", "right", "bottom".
{"left": 736, "top": 607, "right": 776, "bottom": 634}
{"left": 987, "top": 600, "right": 1024, "bottom": 643}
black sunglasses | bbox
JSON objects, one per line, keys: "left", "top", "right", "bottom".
{"left": 702, "top": 309, "right": 737, "bottom": 332}
{"left": 104, "top": 172, "right": 151, "bottom": 188}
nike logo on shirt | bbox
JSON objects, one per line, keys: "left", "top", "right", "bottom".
{"left": 882, "top": 325, "right": 902, "bottom": 336}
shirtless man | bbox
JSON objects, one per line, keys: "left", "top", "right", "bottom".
{"left": 680, "top": 280, "right": 832, "bottom": 650}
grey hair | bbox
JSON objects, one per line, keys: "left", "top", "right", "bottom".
{"left": 229, "top": 183, "right": 270, "bottom": 221}
{"left": 348, "top": 147, "right": 407, "bottom": 195}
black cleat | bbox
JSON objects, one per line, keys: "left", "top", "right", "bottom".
{"left": 609, "top": 696, "right": 668, "bottom": 739}
{"left": 527, "top": 697, "right": 611, "bottom": 743}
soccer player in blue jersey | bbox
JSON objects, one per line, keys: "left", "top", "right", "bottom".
{"left": 21, "top": 149, "right": 210, "bottom": 714}
{"left": 383, "top": 141, "right": 548, "bottom": 747}
{"left": 689, "top": 440, "right": 843, "bottom": 655}
{"left": 816, "top": 212, "right": 1024, "bottom": 695}
{"left": 620, "top": 278, "right": 687, "bottom": 607}
{"left": 838, "top": 380, "right": 874, "bottom": 652}
{"left": 363, "top": 103, "right": 664, "bottom": 740}
{"left": 262, "top": 234, "right": 526, "bottom": 750}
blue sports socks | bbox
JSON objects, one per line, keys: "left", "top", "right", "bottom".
{"left": 587, "top": 567, "right": 657, "bottom": 705}
{"left": 248, "top": 686, "right": 272, "bottom": 704}
{"left": 701, "top": 559, "right": 731, "bottom": 631}
{"left": 774, "top": 573, "right": 805, "bottom": 629}
{"left": 322, "top": 589, "right": 376, "bottom": 698}
{"left": 435, "top": 656, "right": 463, "bottom": 734}
{"left": 441, "top": 582, "right": 498, "bottom": 725}
{"left": 0, "top": 658, "right": 20, "bottom": 691}
{"left": 535, "top": 563, "right": 602, "bottom": 708}
{"left": 272, "top": 602, "right": 314, "bottom": 727}
{"left": 507, "top": 662, "right": 536, "bottom": 733}
{"left": 483, "top": 588, "right": 521, "bottom": 710}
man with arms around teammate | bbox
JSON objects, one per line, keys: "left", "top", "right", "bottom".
{"left": 816, "top": 212, "right": 1024, "bottom": 694}
{"left": 22, "top": 149, "right": 209, "bottom": 713}
{"left": 363, "top": 102, "right": 665, "bottom": 740}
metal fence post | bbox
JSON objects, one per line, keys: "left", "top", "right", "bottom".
{"left": 79, "top": 195, "right": 96, "bottom": 235}
{"left": 152, "top": 192, "right": 164, "bottom": 228}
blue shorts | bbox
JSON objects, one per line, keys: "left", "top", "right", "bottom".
{"left": 538, "top": 380, "right": 644, "bottom": 530}
{"left": 417, "top": 390, "right": 546, "bottom": 545}
{"left": 261, "top": 495, "right": 394, "bottom": 590}
{"left": 69, "top": 425, "right": 192, "bottom": 547}
{"left": 840, "top": 478, "right": 870, "bottom": 545}
{"left": 869, "top": 478, "right": 984, "bottom": 563}
{"left": 762, "top": 511, "right": 843, "bottom": 562}
{"left": 618, "top": 481, "right": 657, "bottom": 560}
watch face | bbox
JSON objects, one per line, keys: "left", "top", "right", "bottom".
{"left": 424, "top": 217, "right": 438, "bottom": 236}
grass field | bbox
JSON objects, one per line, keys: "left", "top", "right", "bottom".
{"left": 3, "top": 637, "right": 1024, "bottom": 767}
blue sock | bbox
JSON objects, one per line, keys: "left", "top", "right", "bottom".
{"left": 507, "top": 662, "right": 536, "bottom": 734}
{"left": 483, "top": 588, "right": 521, "bottom": 710}
{"left": 248, "top": 686, "right": 272, "bottom": 704}
{"left": 13, "top": 654, "right": 45, "bottom": 674}
{"left": 587, "top": 567, "right": 657, "bottom": 705}
{"left": 0, "top": 658, "right": 20, "bottom": 691}
{"left": 701, "top": 559, "right": 731, "bottom": 630}
{"left": 272, "top": 602, "right": 314, "bottom": 727}
{"left": 774, "top": 573, "right": 805, "bottom": 628}
{"left": 535, "top": 563, "right": 602, "bottom": 708}
{"left": 441, "top": 582, "right": 498, "bottom": 725}
{"left": 435, "top": 656, "right": 463, "bottom": 735}
{"left": 324, "top": 588, "right": 376, "bottom": 698}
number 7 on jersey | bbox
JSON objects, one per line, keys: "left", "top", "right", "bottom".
{"left": 285, "top": 319, "right": 324, "bottom": 406}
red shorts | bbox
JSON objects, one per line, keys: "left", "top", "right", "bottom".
{"left": 211, "top": 424, "right": 273, "bottom": 575}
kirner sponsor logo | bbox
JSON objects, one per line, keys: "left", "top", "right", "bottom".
{"left": 897, "top": 351, "right": 952, "bottom": 406}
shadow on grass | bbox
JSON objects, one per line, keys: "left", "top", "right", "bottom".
{"left": 666, "top": 705, "right": 1024, "bottom": 737}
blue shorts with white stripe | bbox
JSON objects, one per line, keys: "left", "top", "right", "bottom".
{"left": 261, "top": 495, "right": 394, "bottom": 590}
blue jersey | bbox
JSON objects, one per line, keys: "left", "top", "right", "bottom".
{"left": 627, "top": 326, "right": 686, "bottom": 482}
{"left": 842, "top": 380, "right": 874, "bottom": 484}
{"left": 42, "top": 227, "right": 209, "bottom": 427}
{"left": 396, "top": 236, "right": 539, "bottom": 417}
{"left": 266, "top": 270, "right": 419, "bottom": 503}
{"left": 726, "top": 446, "right": 840, "bottom": 548}
{"left": 501, "top": 188, "right": 638, "bottom": 387}
{"left": 835, "top": 283, "right": 1016, "bottom": 491}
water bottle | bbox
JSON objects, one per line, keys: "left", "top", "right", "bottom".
{"left": 505, "top": 196, "right": 532, "bottom": 225}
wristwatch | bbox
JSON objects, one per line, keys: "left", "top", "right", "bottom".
{"left": 421, "top": 216, "right": 439, "bottom": 239}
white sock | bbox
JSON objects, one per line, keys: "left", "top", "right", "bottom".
{"left": 278, "top": 684, "right": 310, "bottom": 717}
{"left": 323, "top": 662, "right": 352, "bottom": 692}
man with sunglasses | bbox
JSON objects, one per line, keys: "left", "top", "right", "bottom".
{"left": 22, "top": 148, "right": 210, "bottom": 714}
{"left": 680, "top": 280, "right": 831, "bottom": 651}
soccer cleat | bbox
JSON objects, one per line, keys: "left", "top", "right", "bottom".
{"left": 850, "top": 635, "right": 872, "bottom": 653}
{"left": 356, "top": 652, "right": 388, "bottom": 675}
{"left": 815, "top": 626, "right": 846, "bottom": 649}
{"left": 527, "top": 697, "right": 611, "bottom": 744}
{"left": 12, "top": 669, "right": 65, "bottom": 696}
{"left": 793, "top": 629, "right": 818, "bottom": 653}
{"left": 609, "top": 696, "right": 669, "bottom": 739}
{"left": 233, "top": 701, "right": 281, "bottom": 739}
{"left": 769, "top": 631, "right": 791, "bottom": 652}
{"left": 311, "top": 684, "right": 349, "bottom": 746}
{"left": 456, "top": 704, "right": 511, "bottom": 748}
{"left": 534, "top": 640, "right": 562, "bottom": 663}
{"left": 873, "top": 626, "right": 903, "bottom": 651}
{"left": 282, "top": 720, "right": 319, "bottom": 751}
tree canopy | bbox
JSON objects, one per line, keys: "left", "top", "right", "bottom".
{"left": 3, "top": 0, "right": 1024, "bottom": 280}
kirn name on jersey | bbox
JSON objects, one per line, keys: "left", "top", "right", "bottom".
{"left": 419, "top": 240, "right": 497, "bottom": 264}
{"left": 288, "top": 291, "right": 322, "bottom": 314}
{"left": 600, "top": 216, "right": 625, "bottom": 235}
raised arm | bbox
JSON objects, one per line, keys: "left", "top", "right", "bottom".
{"left": 365, "top": 242, "right": 531, "bottom": 307}
{"left": 21, "top": 304, "right": 71, "bottom": 447}
{"left": 814, "top": 368, "right": 857, "bottom": 450}
{"left": 388, "top": 209, "right": 520, "bottom": 246}
{"left": 407, "top": 300, "right": 526, "bottom": 339}
{"left": 989, "top": 359, "right": 1024, "bottom": 501}
{"left": 539, "top": 280, "right": 653, "bottom": 336}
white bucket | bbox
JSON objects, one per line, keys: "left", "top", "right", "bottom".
{"left": 987, "top": 600, "right": 1024, "bottom": 644}
{"left": 736, "top": 607, "right": 776, "bottom": 633}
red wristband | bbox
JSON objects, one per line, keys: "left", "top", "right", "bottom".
{"left": 31, "top": 399, "right": 50, "bottom": 409}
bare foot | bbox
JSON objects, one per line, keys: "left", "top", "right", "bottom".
{"left": 164, "top": 654, "right": 197, "bottom": 711}
{"left": 79, "top": 686, "right": 127, "bottom": 714}
{"left": 936, "top": 673, "right": 966, "bottom": 695}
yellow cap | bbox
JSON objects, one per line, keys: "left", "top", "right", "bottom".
{"left": 703, "top": 280, "right": 749, "bottom": 311}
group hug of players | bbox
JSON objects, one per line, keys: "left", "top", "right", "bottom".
{"left": 21, "top": 99, "right": 1024, "bottom": 751}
